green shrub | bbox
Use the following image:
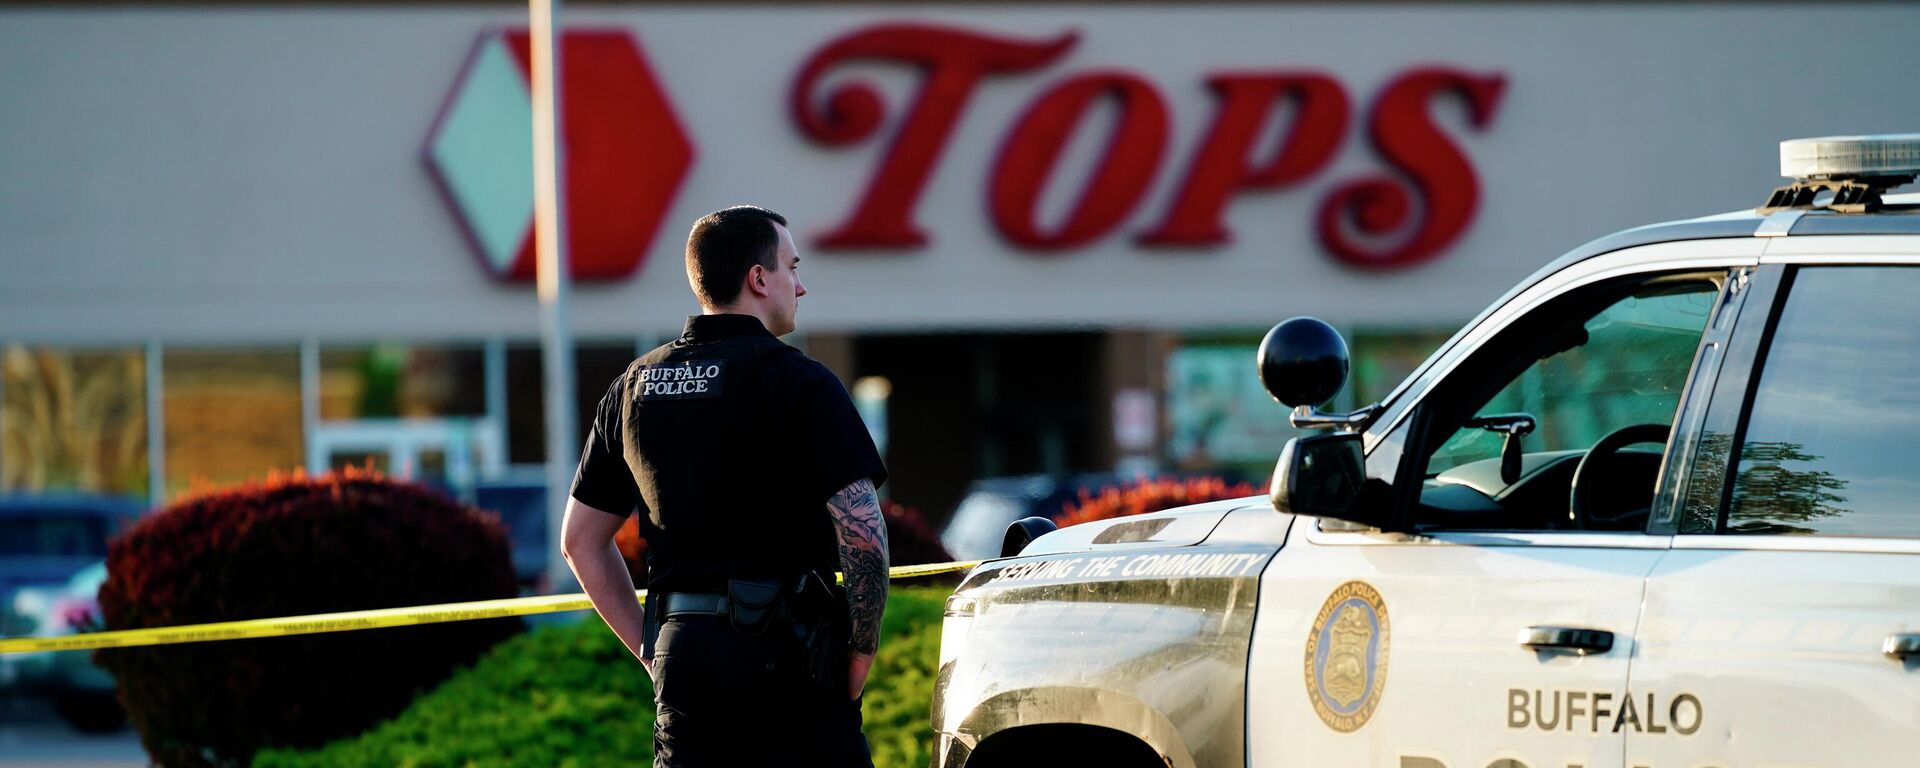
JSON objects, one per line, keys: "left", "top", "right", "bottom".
{"left": 256, "top": 586, "right": 952, "bottom": 768}
{"left": 96, "top": 469, "right": 523, "bottom": 767}
{"left": 862, "top": 583, "right": 946, "bottom": 768}
{"left": 253, "top": 613, "right": 653, "bottom": 768}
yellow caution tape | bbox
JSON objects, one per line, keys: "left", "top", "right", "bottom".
{"left": 0, "top": 559, "right": 981, "bottom": 656}
{"left": 872, "top": 559, "right": 982, "bottom": 580}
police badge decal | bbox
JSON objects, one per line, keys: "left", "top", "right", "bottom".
{"left": 1304, "top": 580, "right": 1390, "bottom": 732}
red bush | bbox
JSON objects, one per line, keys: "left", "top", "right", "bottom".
{"left": 95, "top": 468, "right": 522, "bottom": 767}
{"left": 882, "top": 500, "right": 953, "bottom": 566}
{"left": 615, "top": 514, "right": 649, "bottom": 585}
{"left": 1054, "top": 476, "right": 1261, "bottom": 528}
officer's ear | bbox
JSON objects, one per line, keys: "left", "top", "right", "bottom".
{"left": 743, "top": 264, "right": 770, "bottom": 298}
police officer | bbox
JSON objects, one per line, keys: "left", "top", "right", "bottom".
{"left": 561, "top": 206, "right": 889, "bottom": 767}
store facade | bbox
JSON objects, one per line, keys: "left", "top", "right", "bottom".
{"left": 5, "top": 3, "right": 1919, "bottom": 523}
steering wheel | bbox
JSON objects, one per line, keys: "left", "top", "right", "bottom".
{"left": 1568, "top": 423, "right": 1671, "bottom": 531}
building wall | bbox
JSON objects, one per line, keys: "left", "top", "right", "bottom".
{"left": 3, "top": 4, "right": 1919, "bottom": 344}
{"left": 5, "top": 2, "right": 1920, "bottom": 516}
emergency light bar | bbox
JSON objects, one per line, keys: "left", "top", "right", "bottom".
{"left": 1781, "top": 134, "right": 1920, "bottom": 179}
{"left": 1759, "top": 133, "right": 1920, "bottom": 214}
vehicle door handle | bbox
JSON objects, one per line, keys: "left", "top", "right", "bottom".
{"left": 1519, "top": 626, "right": 1614, "bottom": 656}
{"left": 1884, "top": 633, "right": 1920, "bottom": 660}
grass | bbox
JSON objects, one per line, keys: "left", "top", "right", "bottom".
{"left": 254, "top": 585, "right": 950, "bottom": 768}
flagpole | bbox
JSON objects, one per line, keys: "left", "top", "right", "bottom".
{"left": 530, "top": 0, "right": 579, "bottom": 593}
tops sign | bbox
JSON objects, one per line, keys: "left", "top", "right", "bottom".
{"left": 432, "top": 23, "right": 1504, "bottom": 282}
{"left": 793, "top": 24, "right": 1506, "bottom": 270}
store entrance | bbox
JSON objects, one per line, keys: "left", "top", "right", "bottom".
{"left": 307, "top": 418, "right": 503, "bottom": 499}
{"left": 851, "top": 332, "right": 1103, "bottom": 524}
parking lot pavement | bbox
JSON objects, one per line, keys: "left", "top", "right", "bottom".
{"left": 0, "top": 696, "right": 145, "bottom": 767}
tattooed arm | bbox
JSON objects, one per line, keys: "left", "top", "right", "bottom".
{"left": 826, "top": 477, "right": 888, "bottom": 698}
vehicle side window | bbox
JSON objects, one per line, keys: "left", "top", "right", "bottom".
{"left": 1722, "top": 267, "right": 1920, "bottom": 537}
{"left": 1426, "top": 288, "right": 1713, "bottom": 472}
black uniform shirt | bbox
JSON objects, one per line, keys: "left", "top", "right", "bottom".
{"left": 568, "top": 314, "right": 887, "bottom": 595}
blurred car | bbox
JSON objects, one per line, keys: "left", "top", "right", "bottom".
{"left": 5, "top": 561, "right": 124, "bottom": 732}
{"left": 0, "top": 493, "right": 140, "bottom": 632}
{"left": 940, "top": 472, "right": 1243, "bottom": 561}
{"left": 472, "top": 477, "right": 550, "bottom": 592}
{"left": 0, "top": 493, "right": 141, "bottom": 732}
{"left": 413, "top": 472, "right": 551, "bottom": 592}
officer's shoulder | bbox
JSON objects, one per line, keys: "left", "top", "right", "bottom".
{"left": 756, "top": 342, "right": 843, "bottom": 388}
{"left": 609, "top": 353, "right": 656, "bottom": 388}
{"left": 636, "top": 341, "right": 677, "bottom": 366}
{"left": 594, "top": 356, "right": 645, "bottom": 395}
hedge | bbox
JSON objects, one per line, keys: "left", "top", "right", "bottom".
{"left": 96, "top": 469, "right": 523, "bottom": 767}
{"left": 1054, "top": 475, "right": 1260, "bottom": 528}
{"left": 254, "top": 585, "right": 951, "bottom": 768}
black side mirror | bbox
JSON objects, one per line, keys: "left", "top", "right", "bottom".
{"left": 1272, "top": 432, "right": 1373, "bottom": 523}
{"left": 1257, "top": 317, "right": 1350, "bottom": 407}
{"left": 1259, "top": 316, "right": 1387, "bottom": 525}
{"left": 1001, "top": 516, "right": 1058, "bottom": 558}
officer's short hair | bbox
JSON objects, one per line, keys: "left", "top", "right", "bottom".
{"left": 686, "top": 205, "right": 789, "bottom": 308}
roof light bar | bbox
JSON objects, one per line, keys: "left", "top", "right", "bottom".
{"left": 1781, "top": 134, "right": 1920, "bottom": 179}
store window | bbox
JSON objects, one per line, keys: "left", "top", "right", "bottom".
{"left": 162, "top": 348, "right": 303, "bottom": 499}
{"left": 1166, "top": 340, "right": 1295, "bottom": 476}
{"left": 1166, "top": 329, "right": 1457, "bottom": 475}
{"left": 1726, "top": 267, "right": 1920, "bottom": 537}
{"left": 506, "top": 342, "right": 640, "bottom": 465}
{"left": 1, "top": 346, "right": 148, "bottom": 496}
{"left": 320, "top": 343, "right": 485, "bottom": 420}
{"left": 1349, "top": 328, "right": 1455, "bottom": 406}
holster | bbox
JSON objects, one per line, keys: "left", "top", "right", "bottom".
{"left": 726, "top": 578, "right": 785, "bottom": 635}
{"left": 642, "top": 595, "right": 663, "bottom": 658}
{"left": 789, "top": 571, "right": 848, "bottom": 684}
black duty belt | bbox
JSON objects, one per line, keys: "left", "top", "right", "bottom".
{"left": 658, "top": 591, "right": 794, "bottom": 621}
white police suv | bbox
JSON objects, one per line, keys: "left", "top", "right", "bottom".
{"left": 930, "top": 134, "right": 1920, "bottom": 768}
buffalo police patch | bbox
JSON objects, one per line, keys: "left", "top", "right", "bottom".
{"left": 636, "top": 361, "right": 725, "bottom": 400}
{"left": 1304, "top": 580, "right": 1390, "bottom": 733}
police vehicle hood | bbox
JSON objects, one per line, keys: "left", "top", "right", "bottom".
{"left": 1015, "top": 495, "right": 1285, "bottom": 557}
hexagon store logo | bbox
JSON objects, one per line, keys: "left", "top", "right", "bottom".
{"left": 1304, "top": 580, "right": 1390, "bottom": 732}
{"left": 425, "top": 28, "right": 695, "bottom": 282}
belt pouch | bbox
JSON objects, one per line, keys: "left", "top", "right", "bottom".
{"left": 726, "top": 578, "right": 783, "bottom": 635}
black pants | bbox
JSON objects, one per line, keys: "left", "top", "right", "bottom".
{"left": 651, "top": 615, "right": 872, "bottom": 768}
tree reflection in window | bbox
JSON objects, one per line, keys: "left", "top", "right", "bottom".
{"left": 1685, "top": 431, "right": 1851, "bottom": 534}
{"left": 1726, "top": 440, "right": 1849, "bottom": 534}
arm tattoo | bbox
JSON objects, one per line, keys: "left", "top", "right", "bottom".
{"left": 826, "top": 477, "right": 888, "bottom": 655}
